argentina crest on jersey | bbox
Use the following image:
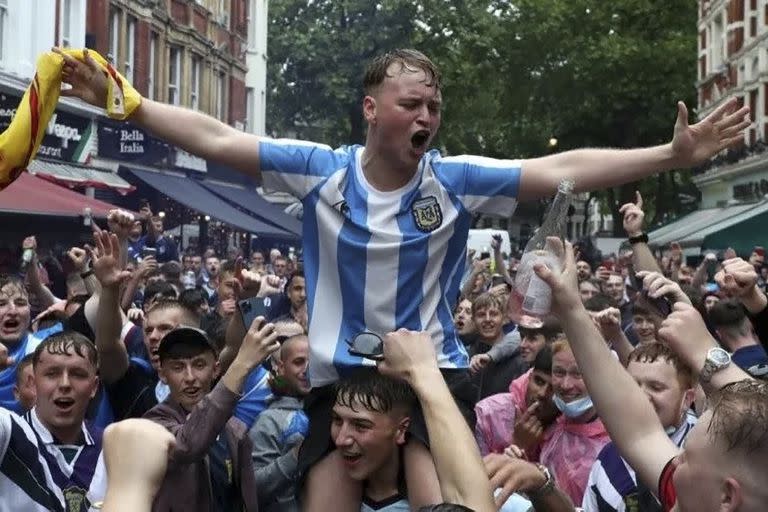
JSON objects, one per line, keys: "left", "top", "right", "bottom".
{"left": 411, "top": 196, "right": 443, "bottom": 232}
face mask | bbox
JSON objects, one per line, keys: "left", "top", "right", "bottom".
{"left": 553, "top": 394, "right": 594, "bottom": 418}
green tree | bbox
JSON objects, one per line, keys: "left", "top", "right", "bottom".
{"left": 266, "top": 0, "right": 698, "bottom": 234}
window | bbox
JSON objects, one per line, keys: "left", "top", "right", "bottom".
{"left": 148, "top": 33, "right": 158, "bottom": 100}
{"left": 248, "top": 0, "right": 257, "bottom": 47}
{"left": 60, "top": 0, "right": 72, "bottom": 47}
{"left": 168, "top": 47, "right": 181, "bottom": 105}
{"left": 245, "top": 87, "right": 254, "bottom": 132}
{"left": 190, "top": 55, "right": 201, "bottom": 110}
{"left": 0, "top": 0, "right": 7, "bottom": 62}
{"left": 109, "top": 8, "right": 120, "bottom": 64}
{"left": 215, "top": 71, "right": 227, "bottom": 120}
{"left": 125, "top": 17, "right": 136, "bottom": 82}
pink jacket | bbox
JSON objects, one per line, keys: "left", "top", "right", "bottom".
{"left": 539, "top": 415, "right": 610, "bottom": 506}
{"left": 474, "top": 370, "right": 531, "bottom": 456}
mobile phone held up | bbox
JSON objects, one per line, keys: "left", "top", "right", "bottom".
{"left": 238, "top": 296, "right": 269, "bottom": 330}
{"left": 141, "top": 247, "right": 157, "bottom": 259}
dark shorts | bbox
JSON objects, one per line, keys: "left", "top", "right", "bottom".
{"left": 297, "top": 367, "right": 478, "bottom": 475}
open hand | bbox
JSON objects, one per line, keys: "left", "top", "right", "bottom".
{"left": 671, "top": 98, "right": 751, "bottom": 167}
{"left": 91, "top": 230, "right": 131, "bottom": 288}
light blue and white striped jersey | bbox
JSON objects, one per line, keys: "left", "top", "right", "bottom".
{"left": 261, "top": 141, "right": 521, "bottom": 387}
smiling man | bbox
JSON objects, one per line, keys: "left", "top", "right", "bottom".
{"left": 144, "top": 322, "right": 280, "bottom": 512}
{"left": 330, "top": 370, "right": 416, "bottom": 512}
{"left": 469, "top": 292, "right": 528, "bottom": 398}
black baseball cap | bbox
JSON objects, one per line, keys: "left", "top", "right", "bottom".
{"left": 157, "top": 327, "right": 217, "bottom": 361}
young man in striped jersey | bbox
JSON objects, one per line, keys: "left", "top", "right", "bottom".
{"left": 59, "top": 45, "right": 751, "bottom": 510}
{"left": 0, "top": 331, "right": 107, "bottom": 512}
{"left": 582, "top": 342, "right": 697, "bottom": 512}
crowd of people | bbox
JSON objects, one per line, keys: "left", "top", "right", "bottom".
{"left": 0, "top": 46, "right": 763, "bottom": 512}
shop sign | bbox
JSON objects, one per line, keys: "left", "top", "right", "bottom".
{"left": 733, "top": 179, "right": 768, "bottom": 202}
{"left": 0, "top": 92, "right": 91, "bottom": 161}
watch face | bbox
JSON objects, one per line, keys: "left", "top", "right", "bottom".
{"left": 710, "top": 348, "right": 731, "bottom": 365}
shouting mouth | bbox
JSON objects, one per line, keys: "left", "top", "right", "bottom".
{"left": 411, "top": 130, "right": 430, "bottom": 150}
{"left": 341, "top": 452, "right": 362, "bottom": 466}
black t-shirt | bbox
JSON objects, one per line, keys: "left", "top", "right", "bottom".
{"left": 208, "top": 432, "right": 241, "bottom": 512}
{"left": 106, "top": 360, "right": 159, "bottom": 420}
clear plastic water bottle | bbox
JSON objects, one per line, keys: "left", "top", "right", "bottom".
{"left": 509, "top": 179, "right": 574, "bottom": 328}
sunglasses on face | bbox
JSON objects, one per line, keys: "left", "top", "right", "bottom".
{"left": 346, "top": 331, "right": 384, "bottom": 360}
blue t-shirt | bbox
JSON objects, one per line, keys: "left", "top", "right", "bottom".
{"left": 732, "top": 344, "right": 768, "bottom": 379}
{"left": 234, "top": 365, "right": 274, "bottom": 430}
{"left": 0, "top": 327, "right": 62, "bottom": 413}
{"left": 260, "top": 140, "right": 521, "bottom": 387}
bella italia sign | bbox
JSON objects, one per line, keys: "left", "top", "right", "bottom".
{"left": 97, "top": 119, "right": 170, "bottom": 166}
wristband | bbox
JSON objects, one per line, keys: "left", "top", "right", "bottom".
{"left": 628, "top": 233, "right": 649, "bottom": 245}
{"left": 80, "top": 269, "right": 94, "bottom": 278}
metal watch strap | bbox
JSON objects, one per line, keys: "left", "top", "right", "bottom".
{"left": 528, "top": 463, "right": 555, "bottom": 499}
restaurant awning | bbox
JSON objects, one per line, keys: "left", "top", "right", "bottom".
{"left": 0, "top": 172, "right": 122, "bottom": 218}
{"left": 649, "top": 200, "right": 768, "bottom": 254}
{"left": 28, "top": 159, "right": 135, "bottom": 195}
{"left": 199, "top": 181, "right": 302, "bottom": 236}
{"left": 124, "top": 167, "right": 296, "bottom": 239}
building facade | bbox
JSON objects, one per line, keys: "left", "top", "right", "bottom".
{"left": 645, "top": 1, "right": 768, "bottom": 256}
{"left": 693, "top": 0, "right": 768, "bottom": 208}
{"left": 86, "top": 0, "right": 250, "bottom": 130}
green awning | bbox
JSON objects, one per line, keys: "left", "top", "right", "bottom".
{"left": 700, "top": 202, "right": 768, "bottom": 255}
{"left": 649, "top": 199, "right": 768, "bottom": 254}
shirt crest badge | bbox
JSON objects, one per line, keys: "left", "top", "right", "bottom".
{"left": 412, "top": 196, "right": 443, "bottom": 232}
{"left": 63, "top": 486, "right": 90, "bottom": 512}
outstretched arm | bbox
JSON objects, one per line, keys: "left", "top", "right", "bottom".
{"left": 57, "top": 49, "right": 262, "bottom": 179}
{"left": 519, "top": 99, "right": 750, "bottom": 200}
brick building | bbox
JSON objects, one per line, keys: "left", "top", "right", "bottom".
{"left": 86, "top": 0, "right": 249, "bottom": 129}
{"left": 649, "top": 0, "right": 768, "bottom": 255}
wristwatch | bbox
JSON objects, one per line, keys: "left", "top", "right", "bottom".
{"left": 80, "top": 269, "right": 94, "bottom": 279}
{"left": 699, "top": 347, "right": 731, "bottom": 383}
{"left": 628, "top": 233, "right": 649, "bottom": 245}
{"left": 527, "top": 463, "right": 555, "bottom": 499}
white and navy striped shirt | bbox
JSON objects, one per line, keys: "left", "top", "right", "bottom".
{"left": 0, "top": 408, "right": 64, "bottom": 512}
{"left": 582, "top": 411, "right": 697, "bottom": 512}
{"left": 260, "top": 141, "right": 521, "bottom": 386}
{"left": 23, "top": 409, "right": 107, "bottom": 512}
{"left": 0, "top": 407, "right": 107, "bottom": 512}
